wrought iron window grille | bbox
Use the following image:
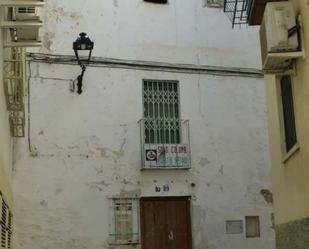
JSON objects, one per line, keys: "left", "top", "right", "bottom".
{"left": 223, "top": 0, "right": 253, "bottom": 27}
{"left": 140, "top": 80, "right": 191, "bottom": 169}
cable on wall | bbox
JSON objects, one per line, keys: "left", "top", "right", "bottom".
{"left": 25, "top": 53, "right": 263, "bottom": 154}
{"left": 27, "top": 53, "right": 263, "bottom": 78}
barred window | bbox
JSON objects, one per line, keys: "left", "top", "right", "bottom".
{"left": 280, "top": 76, "right": 297, "bottom": 152}
{"left": 0, "top": 194, "right": 12, "bottom": 249}
{"left": 143, "top": 80, "right": 180, "bottom": 144}
{"left": 109, "top": 199, "right": 139, "bottom": 244}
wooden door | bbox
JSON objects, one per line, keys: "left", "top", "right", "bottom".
{"left": 141, "top": 197, "right": 192, "bottom": 249}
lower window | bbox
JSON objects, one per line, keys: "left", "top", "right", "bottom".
{"left": 109, "top": 198, "right": 140, "bottom": 244}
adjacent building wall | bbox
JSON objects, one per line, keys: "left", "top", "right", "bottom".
{"left": 12, "top": 1, "right": 275, "bottom": 249}
{"left": 0, "top": 27, "right": 13, "bottom": 208}
{"left": 264, "top": 0, "right": 309, "bottom": 248}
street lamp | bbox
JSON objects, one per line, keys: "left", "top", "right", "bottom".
{"left": 73, "top": 32, "right": 94, "bottom": 94}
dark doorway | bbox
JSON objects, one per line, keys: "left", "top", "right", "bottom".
{"left": 140, "top": 197, "right": 192, "bottom": 249}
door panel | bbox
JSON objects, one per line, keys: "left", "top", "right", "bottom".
{"left": 141, "top": 197, "right": 191, "bottom": 249}
{"left": 143, "top": 201, "right": 166, "bottom": 249}
{"left": 166, "top": 201, "right": 189, "bottom": 249}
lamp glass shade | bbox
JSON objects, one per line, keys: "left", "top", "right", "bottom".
{"left": 73, "top": 32, "right": 94, "bottom": 51}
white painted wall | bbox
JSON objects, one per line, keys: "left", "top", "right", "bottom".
{"left": 12, "top": 1, "right": 274, "bottom": 249}
{"left": 39, "top": 0, "right": 261, "bottom": 68}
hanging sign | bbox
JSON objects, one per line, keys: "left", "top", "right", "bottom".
{"left": 144, "top": 144, "right": 189, "bottom": 167}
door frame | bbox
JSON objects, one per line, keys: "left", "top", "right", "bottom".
{"left": 140, "top": 196, "right": 192, "bottom": 249}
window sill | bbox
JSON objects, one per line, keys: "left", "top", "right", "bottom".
{"left": 141, "top": 166, "right": 191, "bottom": 170}
{"left": 282, "top": 143, "right": 300, "bottom": 164}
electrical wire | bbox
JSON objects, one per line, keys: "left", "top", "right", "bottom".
{"left": 25, "top": 53, "right": 263, "bottom": 153}
{"left": 27, "top": 53, "right": 263, "bottom": 78}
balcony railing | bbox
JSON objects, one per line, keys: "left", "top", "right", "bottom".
{"left": 139, "top": 119, "right": 191, "bottom": 169}
{"left": 223, "top": 0, "right": 269, "bottom": 27}
{"left": 224, "top": 0, "right": 251, "bottom": 27}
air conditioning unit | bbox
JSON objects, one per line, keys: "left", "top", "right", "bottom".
{"left": 260, "top": 1, "right": 305, "bottom": 72}
{"left": 0, "top": 1, "right": 44, "bottom": 47}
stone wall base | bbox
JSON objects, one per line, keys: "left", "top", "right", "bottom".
{"left": 276, "top": 217, "right": 309, "bottom": 249}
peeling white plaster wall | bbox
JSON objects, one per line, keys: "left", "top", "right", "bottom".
{"left": 38, "top": 0, "right": 261, "bottom": 68}
{"left": 12, "top": 1, "right": 274, "bottom": 249}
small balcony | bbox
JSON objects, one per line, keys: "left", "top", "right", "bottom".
{"left": 223, "top": 0, "right": 272, "bottom": 27}
{"left": 224, "top": 0, "right": 251, "bottom": 27}
{"left": 139, "top": 119, "right": 191, "bottom": 169}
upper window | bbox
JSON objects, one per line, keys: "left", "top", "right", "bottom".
{"left": 280, "top": 76, "right": 297, "bottom": 152}
{"left": 109, "top": 198, "right": 140, "bottom": 245}
{"left": 143, "top": 80, "right": 180, "bottom": 144}
{"left": 144, "top": 0, "right": 168, "bottom": 3}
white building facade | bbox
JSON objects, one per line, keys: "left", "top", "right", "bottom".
{"left": 12, "top": 1, "right": 275, "bottom": 249}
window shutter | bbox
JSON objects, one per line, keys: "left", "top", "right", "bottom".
{"left": 280, "top": 76, "right": 297, "bottom": 152}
